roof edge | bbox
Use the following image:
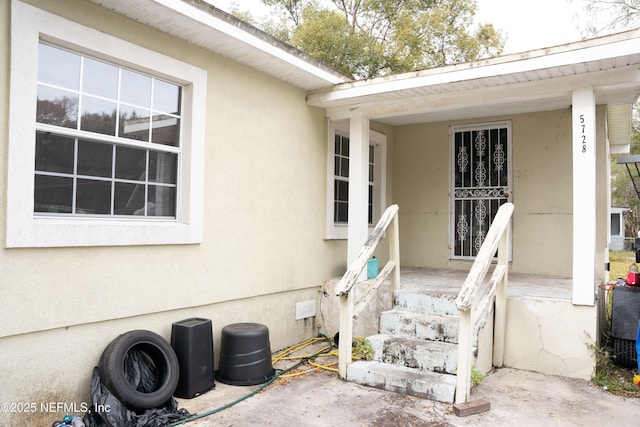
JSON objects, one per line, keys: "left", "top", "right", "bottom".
{"left": 311, "top": 27, "right": 640, "bottom": 94}
{"left": 180, "top": 0, "right": 352, "bottom": 84}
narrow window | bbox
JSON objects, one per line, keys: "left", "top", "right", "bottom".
{"left": 332, "top": 133, "right": 375, "bottom": 225}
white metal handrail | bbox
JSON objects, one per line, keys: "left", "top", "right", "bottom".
{"left": 335, "top": 204, "right": 400, "bottom": 379}
{"left": 454, "top": 202, "right": 514, "bottom": 404}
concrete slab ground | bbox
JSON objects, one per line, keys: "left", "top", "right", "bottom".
{"left": 174, "top": 345, "right": 640, "bottom": 426}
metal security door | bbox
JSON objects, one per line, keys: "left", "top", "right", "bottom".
{"left": 451, "top": 122, "right": 511, "bottom": 259}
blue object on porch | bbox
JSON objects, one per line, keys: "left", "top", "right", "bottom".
{"left": 367, "top": 257, "right": 379, "bottom": 279}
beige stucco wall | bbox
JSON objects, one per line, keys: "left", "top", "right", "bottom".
{"left": 504, "top": 297, "right": 596, "bottom": 380}
{"left": 394, "top": 108, "right": 610, "bottom": 280}
{"left": 0, "top": 1, "right": 346, "bottom": 423}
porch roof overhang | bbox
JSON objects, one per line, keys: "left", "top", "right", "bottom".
{"left": 88, "top": 0, "right": 351, "bottom": 90}
{"left": 307, "top": 29, "right": 640, "bottom": 143}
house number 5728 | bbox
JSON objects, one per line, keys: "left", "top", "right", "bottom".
{"left": 579, "top": 114, "right": 587, "bottom": 153}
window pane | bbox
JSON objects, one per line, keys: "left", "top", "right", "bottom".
{"left": 83, "top": 57, "right": 118, "bottom": 99}
{"left": 334, "top": 179, "right": 349, "bottom": 223}
{"left": 119, "top": 105, "right": 150, "bottom": 142}
{"left": 153, "top": 80, "right": 181, "bottom": 114}
{"left": 334, "top": 202, "right": 348, "bottom": 223}
{"left": 34, "top": 175, "right": 73, "bottom": 213}
{"left": 76, "top": 179, "right": 111, "bottom": 214}
{"left": 115, "top": 146, "right": 146, "bottom": 181}
{"left": 114, "top": 182, "right": 145, "bottom": 215}
{"left": 121, "top": 69, "right": 151, "bottom": 107}
{"left": 148, "top": 185, "right": 176, "bottom": 217}
{"left": 36, "top": 86, "right": 78, "bottom": 128}
{"left": 78, "top": 140, "right": 113, "bottom": 177}
{"left": 151, "top": 115, "right": 180, "bottom": 147}
{"left": 38, "top": 43, "right": 80, "bottom": 90}
{"left": 341, "top": 137, "right": 349, "bottom": 156}
{"left": 335, "top": 180, "right": 349, "bottom": 202}
{"left": 81, "top": 95, "right": 117, "bottom": 135}
{"left": 340, "top": 158, "right": 349, "bottom": 177}
{"left": 149, "top": 152, "right": 177, "bottom": 184}
{"left": 368, "top": 184, "right": 373, "bottom": 224}
{"left": 35, "top": 132, "right": 75, "bottom": 174}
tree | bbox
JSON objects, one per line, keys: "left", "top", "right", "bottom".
{"left": 575, "top": 0, "right": 640, "bottom": 35}
{"left": 577, "top": 0, "right": 640, "bottom": 242}
{"left": 247, "top": 0, "right": 505, "bottom": 78}
{"left": 611, "top": 111, "right": 640, "bottom": 240}
{"left": 290, "top": 5, "right": 373, "bottom": 77}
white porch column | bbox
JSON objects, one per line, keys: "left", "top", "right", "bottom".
{"left": 347, "top": 111, "right": 370, "bottom": 281}
{"left": 572, "top": 88, "right": 596, "bottom": 306}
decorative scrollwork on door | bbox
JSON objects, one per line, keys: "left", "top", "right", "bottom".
{"left": 452, "top": 124, "right": 510, "bottom": 258}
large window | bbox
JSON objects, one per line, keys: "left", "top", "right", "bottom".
{"left": 35, "top": 43, "right": 181, "bottom": 218}
{"left": 326, "top": 122, "right": 386, "bottom": 239}
{"left": 7, "top": 2, "right": 207, "bottom": 247}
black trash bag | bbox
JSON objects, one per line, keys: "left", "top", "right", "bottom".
{"left": 84, "top": 367, "right": 135, "bottom": 427}
{"left": 134, "top": 399, "right": 191, "bottom": 427}
{"left": 84, "top": 367, "right": 191, "bottom": 427}
{"left": 124, "top": 349, "right": 159, "bottom": 394}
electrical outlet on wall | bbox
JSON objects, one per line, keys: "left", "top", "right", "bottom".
{"left": 296, "top": 300, "right": 316, "bottom": 320}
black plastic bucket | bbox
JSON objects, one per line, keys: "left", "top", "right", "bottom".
{"left": 215, "top": 323, "right": 274, "bottom": 386}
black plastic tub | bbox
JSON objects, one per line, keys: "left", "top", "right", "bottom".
{"left": 215, "top": 323, "right": 274, "bottom": 386}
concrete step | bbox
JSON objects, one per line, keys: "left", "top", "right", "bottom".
{"left": 347, "top": 360, "right": 456, "bottom": 403}
{"left": 379, "top": 309, "right": 460, "bottom": 344}
{"left": 393, "top": 288, "right": 458, "bottom": 316}
{"left": 368, "top": 334, "right": 458, "bottom": 375}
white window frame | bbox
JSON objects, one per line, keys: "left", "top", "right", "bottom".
{"left": 326, "top": 120, "right": 387, "bottom": 240}
{"left": 6, "top": 0, "right": 207, "bottom": 247}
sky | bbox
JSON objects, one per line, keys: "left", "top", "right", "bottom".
{"left": 205, "top": 0, "right": 588, "bottom": 54}
{"left": 474, "top": 0, "right": 585, "bottom": 53}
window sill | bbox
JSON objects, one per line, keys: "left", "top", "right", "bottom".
{"left": 325, "top": 224, "right": 375, "bottom": 241}
{"left": 6, "top": 217, "right": 202, "bottom": 248}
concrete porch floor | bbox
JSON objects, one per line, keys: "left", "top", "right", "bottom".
{"left": 320, "top": 266, "right": 573, "bottom": 341}
{"left": 398, "top": 266, "right": 572, "bottom": 300}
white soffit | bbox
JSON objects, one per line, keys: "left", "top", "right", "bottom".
{"left": 88, "top": 0, "right": 350, "bottom": 90}
{"left": 307, "top": 29, "right": 640, "bottom": 125}
{"left": 608, "top": 104, "right": 633, "bottom": 154}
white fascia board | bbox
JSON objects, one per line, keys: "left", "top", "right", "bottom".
{"left": 325, "top": 66, "right": 638, "bottom": 122}
{"left": 153, "top": 0, "right": 347, "bottom": 85}
{"left": 308, "top": 33, "right": 640, "bottom": 106}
